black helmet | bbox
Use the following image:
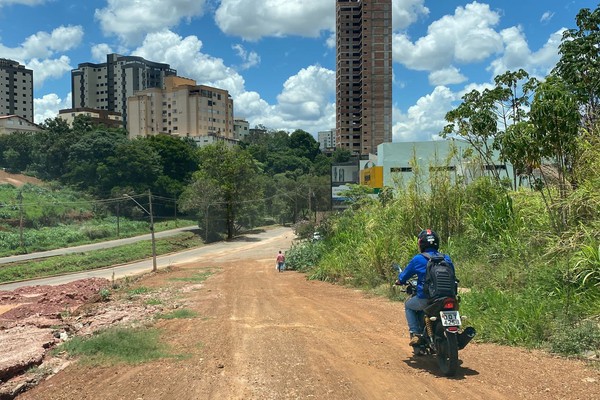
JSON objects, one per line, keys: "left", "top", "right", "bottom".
{"left": 417, "top": 229, "right": 439, "bottom": 252}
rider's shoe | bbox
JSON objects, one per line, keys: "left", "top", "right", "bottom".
{"left": 409, "top": 334, "right": 423, "bottom": 346}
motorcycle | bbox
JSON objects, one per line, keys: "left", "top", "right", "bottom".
{"left": 396, "top": 270, "right": 476, "bottom": 377}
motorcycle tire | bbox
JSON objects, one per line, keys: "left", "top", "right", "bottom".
{"left": 436, "top": 332, "right": 459, "bottom": 377}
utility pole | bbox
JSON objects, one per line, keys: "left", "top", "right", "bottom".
{"left": 123, "top": 192, "right": 157, "bottom": 272}
{"left": 148, "top": 190, "right": 157, "bottom": 272}
{"left": 116, "top": 201, "right": 120, "bottom": 237}
{"left": 174, "top": 198, "right": 177, "bottom": 227}
{"left": 17, "top": 190, "right": 24, "bottom": 249}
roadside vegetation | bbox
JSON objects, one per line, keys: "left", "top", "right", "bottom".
{"left": 287, "top": 5, "right": 600, "bottom": 359}
{"left": 58, "top": 327, "right": 172, "bottom": 365}
{"left": 0, "top": 232, "right": 203, "bottom": 283}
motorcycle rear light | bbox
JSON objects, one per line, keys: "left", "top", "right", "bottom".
{"left": 447, "top": 326, "right": 459, "bottom": 332}
{"left": 443, "top": 299, "right": 456, "bottom": 309}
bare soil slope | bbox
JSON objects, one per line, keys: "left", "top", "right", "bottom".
{"left": 0, "top": 171, "right": 44, "bottom": 187}
{"left": 5, "top": 229, "right": 600, "bottom": 400}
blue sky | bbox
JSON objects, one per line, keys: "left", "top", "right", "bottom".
{"left": 0, "top": 0, "right": 594, "bottom": 141}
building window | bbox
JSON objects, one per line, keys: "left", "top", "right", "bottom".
{"left": 391, "top": 167, "right": 413, "bottom": 173}
{"left": 430, "top": 166, "right": 456, "bottom": 172}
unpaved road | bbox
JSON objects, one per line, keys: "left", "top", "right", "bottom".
{"left": 17, "top": 227, "right": 600, "bottom": 400}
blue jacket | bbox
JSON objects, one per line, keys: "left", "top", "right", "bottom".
{"left": 398, "top": 250, "right": 455, "bottom": 299}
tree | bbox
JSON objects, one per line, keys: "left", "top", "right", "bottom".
{"left": 553, "top": 5, "right": 600, "bottom": 130}
{"left": 179, "top": 175, "right": 224, "bottom": 241}
{"left": 443, "top": 88, "right": 504, "bottom": 182}
{"left": 146, "top": 135, "right": 200, "bottom": 200}
{"left": 98, "top": 138, "right": 163, "bottom": 197}
{"left": 34, "top": 117, "right": 78, "bottom": 180}
{"left": 0, "top": 132, "right": 37, "bottom": 173}
{"left": 63, "top": 129, "right": 127, "bottom": 192}
{"left": 289, "top": 129, "right": 321, "bottom": 161}
{"left": 332, "top": 148, "right": 352, "bottom": 163}
{"left": 182, "top": 142, "right": 263, "bottom": 239}
{"left": 529, "top": 75, "right": 580, "bottom": 231}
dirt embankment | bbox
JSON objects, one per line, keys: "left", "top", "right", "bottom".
{"left": 1, "top": 229, "right": 599, "bottom": 400}
{"left": 0, "top": 171, "right": 44, "bottom": 188}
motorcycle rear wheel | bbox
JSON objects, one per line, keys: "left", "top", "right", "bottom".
{"left": 436, "top": 332, "right": 459, "bottom": 376}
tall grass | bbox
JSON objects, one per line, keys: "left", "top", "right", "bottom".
{"left": 287, "top": 147, "right": 600, "bottom": 356}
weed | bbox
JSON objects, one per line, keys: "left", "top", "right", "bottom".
{"left": 58, "top": 327, "right": 170, "bottom": 365}
{"left": 128, "top": 287, "right": 151, "bottom": 296}
{"left": 549, "top": 320, "right": 600, "bottom": 356}
{"left": 155, "top": 308, "right": 198, "bottom": 320}
{"left": 169, "top": 271, "right": 212, "bottom": 283}
{"left": 99, "top": 288, "right": 111, "bottom": 302}
{"left": 145, "top": 298, "right": 163, "bottom": 306}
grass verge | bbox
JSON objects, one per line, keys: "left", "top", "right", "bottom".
{"left": 0, "top": 232, "right": 204, "bottom": 283}
{"left": 155, "top": 309, "right": 198, "bottom": 320}
{"left": 58, "top": 327, "right": 171, "bottom": 365}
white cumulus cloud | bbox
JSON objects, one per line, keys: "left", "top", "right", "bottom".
{"left": 541, "top": 11, "right": 555, "bottom": 23}
{"left": 0, "top": 25, "right": 83, "bottom": 61}
{"left": 26, "top": 56, "right": 72, "bottom": 88}
{"left": 488, "top": 27, "right": 565, "bottom": 79}
{"left": 429, "top": 67, "right": 467, "bottom": 86}
{"left": 34, "top": 92, "right": 71, "bottom": 124}
{"left": 215, "top": 0, "right": 335, "bottom": 41}
{"left": 393, "top": 86, "right": 457, "bottom": 142}
{"left": 393, "top": 2, "right": 503, "bottom": 72}
{"left": 232, "top": 44, "right": 261, "bottom": 70}
{"left": 393, "top": 0, "right": 429, "bottom": 30}
{"left": 95, "top": 0, "right": 207, "bottom": 45}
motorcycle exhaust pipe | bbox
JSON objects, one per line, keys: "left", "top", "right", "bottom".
{"left": 457, "top": 327, "right": 476, "bottom": 350}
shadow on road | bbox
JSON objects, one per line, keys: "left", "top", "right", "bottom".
{"left": 402, "top": 356, "right": 479, "bottom": 380}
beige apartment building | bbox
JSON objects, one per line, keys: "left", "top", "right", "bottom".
{"left": 58, "top": 107, "right": 123, "bottom": 129}
{"left": 127, "top": 76, "right": 234, "bottom": 140}
{"left": 336, "top": 0, "right": 392, "bottom": 156}
{"left": 0, "top": 59, "right": 33, "bottom": 123}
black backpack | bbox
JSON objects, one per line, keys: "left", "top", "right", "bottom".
{"left": 422, "top": 252, "right": 457, "bottom": 299}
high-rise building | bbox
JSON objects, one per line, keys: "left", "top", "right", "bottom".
{"left": 318, "top": 129, "right": 336, "bottom": 150}
{"left": 0, "top": 59, "right": 33, "bottom": 123}
{"left": 336, "top": 0, "right": 392, "bottom": 156}
{"left": 127, "top": 75, "right": 234, "bottom": 140}
{"left": 71, "top": 53, "right": 176, "bottom": 127}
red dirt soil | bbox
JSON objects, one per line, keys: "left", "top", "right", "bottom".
{"left": 1, "top": 229, "right": 599, "bottom": 400}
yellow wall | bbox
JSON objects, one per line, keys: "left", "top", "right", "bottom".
{"left": 360, "top": 166, "right": 383, "bottom": 188}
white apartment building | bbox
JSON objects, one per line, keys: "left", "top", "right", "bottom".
{"left": 0, "top": 59, "right": 33, "bottom": 123}
{"left": 71, "top": 54, "right": 176, "bottom": 127}
{"left": 127, "top": 76, "right": 234, "bottom": 140}
{"left": 318, "top": 129, "right": 336, "bottom": 150}
{"left": 234, "top": 119, "right": 250, "bottom": 141}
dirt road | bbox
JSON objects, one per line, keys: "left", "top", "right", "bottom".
{"left": 18, "top": 228, "right": 599, "bottom": 400}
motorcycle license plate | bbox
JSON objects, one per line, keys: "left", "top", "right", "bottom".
{"left": 440, "top": 311, "right": 461, "bottom": 327}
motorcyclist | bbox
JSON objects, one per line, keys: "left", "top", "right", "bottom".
{"left": 395, "top": 229, "right": 455, "bottom": 346}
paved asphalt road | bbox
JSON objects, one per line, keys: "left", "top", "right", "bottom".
{"left": 0, "top": 225, "right": 199, "bottom": 265}
{"left": 0, "top": 226, "right": 292, "bottom": 291}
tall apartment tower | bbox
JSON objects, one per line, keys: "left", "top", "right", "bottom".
{"left": 71, "top": 53, "right": 176, "bottom": 127}
{"left": 336, "top": 0, "right": 392, "bottom": 156}
{"left": 0, "top": 59, "right": 33, "bottom": 122}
